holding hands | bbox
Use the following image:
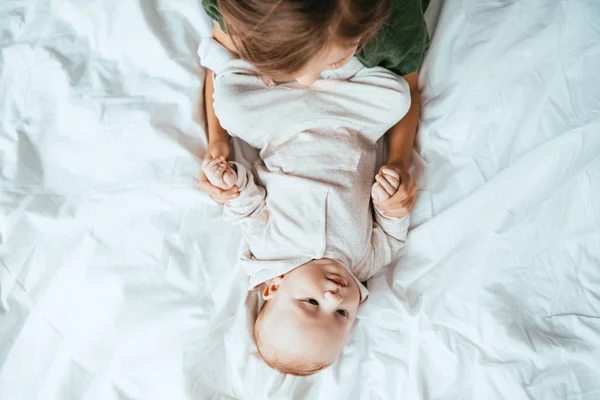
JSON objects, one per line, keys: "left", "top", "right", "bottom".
{"left": 198, "top": 140, "right": 240, "bottom": 203}
{"left": 371, "top": 164, "right": 417, "bottom": 218}
{"left": 202, "top": 156, "right": 237, "bottom": 190}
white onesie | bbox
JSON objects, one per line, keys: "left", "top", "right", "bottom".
{"left": 198, "top": 38, "right": 412, "bottom": 300}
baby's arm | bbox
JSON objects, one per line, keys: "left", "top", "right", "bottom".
{"left": 207, "top": 161, "right": 271, "bottom": 237}
{"left": 356, "top": 170, "right": 411, "bottom": 280}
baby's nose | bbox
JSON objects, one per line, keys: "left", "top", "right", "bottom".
{"left": 324, "top": 291, "right": 343, "bottom": 306}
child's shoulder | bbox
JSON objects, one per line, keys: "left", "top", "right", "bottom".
{"left": 356, "top": 0, "right": 430, "bottom": 76}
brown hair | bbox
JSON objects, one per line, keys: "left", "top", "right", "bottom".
{"left": 217, "top": 0, "right": 393, "bottom": 77}
{"left": 253, "top": 301, "right": 332, "bottom": 376}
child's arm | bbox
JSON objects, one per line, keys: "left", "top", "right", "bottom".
{"left": 198, "top": 24, "right": 239, "bottom": 204}
{"left": 387, "top": 71, "right": 420, "bottom": 172}
{"left": 373, "top": 71, "right": 420, "bottom": 217}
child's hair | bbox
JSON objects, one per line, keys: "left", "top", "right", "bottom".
{"left": 217, "top": 0, "right": 393, "bottom": 77}
{"left": 253, "top": 301, "right": 332, "bottom": 376}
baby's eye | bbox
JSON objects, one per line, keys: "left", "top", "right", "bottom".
{"left": 337, "top": 309, "right": 349, "bottom": 317}
{"left": 307, "top": 298, "right": 319, "bottom": 306}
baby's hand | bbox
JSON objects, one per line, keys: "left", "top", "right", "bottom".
{"left": 201, "top": 157, "right": 237, "bottom": 190}
{"left": 371, "top": 168, "right": 401, "bottom": 203}
{"left": 372, "top": 164, "right": 417, "bottom": 218}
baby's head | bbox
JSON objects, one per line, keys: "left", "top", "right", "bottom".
{"left": 253, "top": 259, "right": 361, "bottom": 376}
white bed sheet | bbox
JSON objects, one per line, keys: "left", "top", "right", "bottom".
{"left": 1, "top": 0, "right": 599, "bottom": 399}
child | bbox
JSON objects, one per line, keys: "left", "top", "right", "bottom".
{"left": 199, "top": 0, "right": 428, "bottom": 215}
{"left": 198, "top": 37, "right": 415, "bottom": 376}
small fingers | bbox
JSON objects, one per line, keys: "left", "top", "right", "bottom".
{"left": 376, "top": 185, "right": 418, "bottom": 210}
{"left": 394, "top": 182, "right": 410, "bottom": 198}
{"left": 383, "top": 174, "right": 400, "bottom": 190}
{"left": 376, "top": 174, "right": 397, "bottom": 196}
{"left": 394, "top": 190, "right": 416, "bottom": 209}
{"left": 381, "top": 168, "right": 400, "bottom": 180}
{"left": 371, "top": 182, "right": 390, "bottom": 202}
{"left": 396, "top": 195, "right": 417, "bottom": 217}
{"left": 202, "top": 158, "right": 220, "bottom": 172}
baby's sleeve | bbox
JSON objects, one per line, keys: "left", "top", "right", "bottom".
{"left": 222, "top": 162, "right": 271, "bottom": 237}
{"left": 356, "top": 208, "right": 410, "bottom": 281}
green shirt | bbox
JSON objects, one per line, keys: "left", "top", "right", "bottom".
{"left": 202, "top": 0, "right": 430, "bottom": 77}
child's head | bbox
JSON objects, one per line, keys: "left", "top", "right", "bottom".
{"left": 218, "top": 0, "right": 393, "bottom": 85}
{"left": 253, "top": 259, "right": 361, "bottom": 376}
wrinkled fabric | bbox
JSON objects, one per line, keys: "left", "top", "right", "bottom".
{"left": 224, "top": 160, "right": 409, "bottom": 302}
{"left": 1, "top": 0, "right": 600, "bottom": 399}
{"left": 198, "top": 37, "right": 411, "bottom": 299}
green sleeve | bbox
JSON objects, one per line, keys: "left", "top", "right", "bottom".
{"left": 356, "top": 0, "right": 430, "bottom": 76}
{"left": 202, "top": 0, "right": 227, "bottom": 32}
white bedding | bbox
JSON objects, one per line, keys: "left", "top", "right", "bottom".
{"left": 1, "top": 0, "right": 599, "bottom": 399}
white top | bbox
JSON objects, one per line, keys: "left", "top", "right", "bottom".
{"left": 198, "top": 38, "right": 412, "bottom": 300}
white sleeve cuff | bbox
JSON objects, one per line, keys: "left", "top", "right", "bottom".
{"left": 374, "top": 205, "right": 409, "bottom": 221}
{"left": 373, "top": 206, "right": 410, "bottom": 241}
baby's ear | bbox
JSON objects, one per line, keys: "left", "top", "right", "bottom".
{"left": 262, "top": 276, "right": 283, "bottom": 300}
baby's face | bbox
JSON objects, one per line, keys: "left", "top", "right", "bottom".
{"left": 258, "top": 259, "right": 361, "bottom": 366}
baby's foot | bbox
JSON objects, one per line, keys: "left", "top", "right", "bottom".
{"left": 371, "top": 168, "right": 401, "bottom": 202}
{"left": 202, "top": 157, "right": 237, "bottom": 190}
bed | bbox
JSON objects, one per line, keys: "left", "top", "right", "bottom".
{"left": 1, "top": 0, "right": 599, "bottom": 398}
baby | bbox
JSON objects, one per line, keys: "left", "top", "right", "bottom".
{"left": 198, "top": 38, "right": 413, "bottom": 376}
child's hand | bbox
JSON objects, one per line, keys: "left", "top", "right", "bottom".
{"left": 371, "top": 168, "right": 400, "bottom": 202}
{"left": 201, "top": 157, "right": 237, "bottom": 190}
{"left": 372, "top": 164, "right": 417, "bottom": 218}
{"left": 198, "top": 141, "right": 240, "bottom": 203}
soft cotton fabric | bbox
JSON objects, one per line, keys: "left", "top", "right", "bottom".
{"left": 198, "top": 38, "right": 412, "bottom": 299}
{"left": 3, "top": 0, "right": 600, "bottom": 398}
